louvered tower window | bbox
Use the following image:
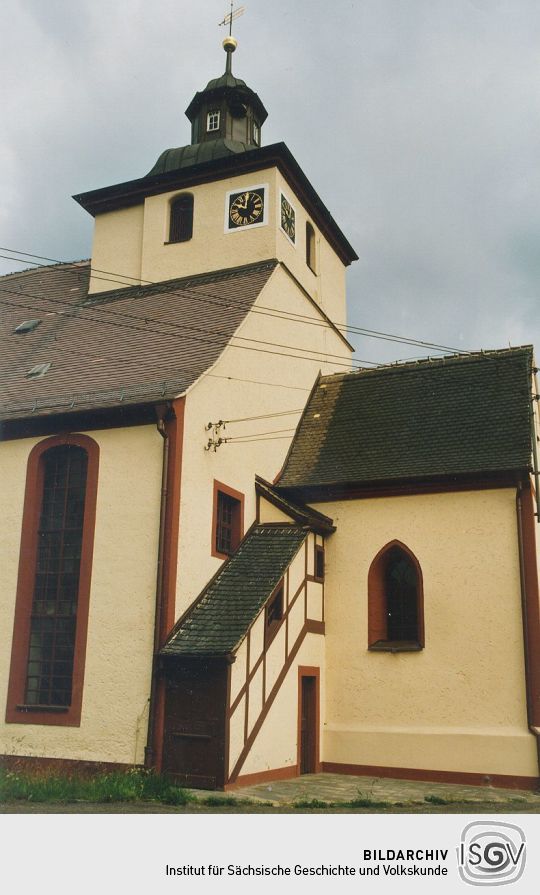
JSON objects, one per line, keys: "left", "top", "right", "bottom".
{"left": 169, "top": 194, "right": 194, "bottom": 243}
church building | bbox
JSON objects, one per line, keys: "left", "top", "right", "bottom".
{"left": 1, "top": 34, "right": 539, "bottom": 791}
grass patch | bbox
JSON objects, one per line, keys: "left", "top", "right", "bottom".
{"left": 201, "top": 795, "right": 241, "bottom": 807}
{"left": 344, "top": 796, "right": 391, "bottom": 809}
{"left": 293, "top": 798, "right": 331, "bottom": 809}
{"left": 0, "top": 768, "right": 192, "bottom": 806}
{"left": 424, "top": 794, "right": 451, "bottom": 806}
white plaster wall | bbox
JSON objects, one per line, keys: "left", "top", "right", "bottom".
{"left": 288, "top": 591, "right": 305, "bottom": 646}
{"left": 275, "top": 170, "right": 348, "bottom": 324}
{"left": 249, "top": 615, "right": 265, "bottom": 673}
{"left": 306, "top": 532, "right": 315, "bottom": 577}
{"left": 0, "top": 425, "right": 162, "bottom": 764}
{"left": 89, "top": 170, "right": 278, "bottom": 292}
{"left": 88, "top": 165, "right": 352, "bottom": 327}
{"left": 265, "top": 625, "right": 287, "bottom": 696}
{"left": 228, "top": 693, "right": 245, "bottom": 771}
{"left": 88, "top": 205, "right": 144, "bottom": 293}
{"left": 247, "top": 665, "right": 263, "bottom": 732}
{"left": 318, "top": 488, "right": 538, "bottom": 777}
{"left": 174, "top": 266, "right": 350, "bottom": 618}
{"left": 307, "top": 581, "right": 323, "bottom": 622}
{"left": 288, "top": 543, "right": 305, "bottom": 604}
{"left": 258, "top": 501, "right": 292, "bottom": 525}
{"left": 230, "top": 639, "right": 247, "bottom": 705}
{"left": 237, "top": 634, "right": 325, "bottom": 777}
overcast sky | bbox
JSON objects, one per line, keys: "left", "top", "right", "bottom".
{"left": 1, "top": 0, "right": 539, "bottom": 364}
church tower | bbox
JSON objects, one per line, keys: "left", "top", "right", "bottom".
{"left": 74, "top": 35, "right": 357, "bottom": 322}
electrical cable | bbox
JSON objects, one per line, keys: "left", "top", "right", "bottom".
{"left": 0, "top": 246, "right": 480, "bottom": 358}
{"left": 0, "top": 282, "right": 374, "bottom": 372}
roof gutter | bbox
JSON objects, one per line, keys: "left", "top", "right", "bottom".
{"left": 515, "top": 480, "right": 540, "bottom": 777}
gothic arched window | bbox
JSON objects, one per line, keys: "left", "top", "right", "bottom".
{"left": 367, "top": 542, "right": 424, "bottom": 651}
{"left": 169, "top": 194, "right": 194, "bottom": 243}
{"left": 6, "top": 434, "right": 99, "bottom": 726}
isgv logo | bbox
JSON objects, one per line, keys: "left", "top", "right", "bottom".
{"left": 457, "top": 822, "right": 526, "bottom": 886}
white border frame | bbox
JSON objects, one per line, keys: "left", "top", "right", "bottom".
{"left": 278, "top": 189, "right": 297, "bottom": 247}
{"left": 224, "top": 183, "right": 269, "bottom": 233}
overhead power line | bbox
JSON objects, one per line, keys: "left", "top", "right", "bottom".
{"left": 0, "top": 283, "right": 371, "bottom": 375}
{"left": 0, "top": 246, "right": 480, "bottom": 359}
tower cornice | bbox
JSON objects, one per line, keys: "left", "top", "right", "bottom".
{"left": 73, "top": 142, "right": 358, "bottom": 265}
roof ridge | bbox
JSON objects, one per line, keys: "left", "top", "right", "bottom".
{"left": 84, "top": 258, "right": 278, "bottom": 306}
{"left": 0, "top": 259, "right": 90, "bottom": 280}
{"left": 320, "top": 345, "right": 534, "bottom": 384}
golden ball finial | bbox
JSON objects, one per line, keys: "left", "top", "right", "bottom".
{"left": 222, "top": 35, "right": 238, "bottom": 53}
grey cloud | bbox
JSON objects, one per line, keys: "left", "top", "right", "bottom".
{"left": 1, "top": 0, "right": 539, "bottom": 362}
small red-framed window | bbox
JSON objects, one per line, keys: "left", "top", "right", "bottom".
{"left": 265, "top": 580, "right": 284, "bottom": 646}
{"left": 5, "top": 434, "right": 99, "bottom": 727}
{"left": 211, "top": 480, "right": 244, "bottom": 560}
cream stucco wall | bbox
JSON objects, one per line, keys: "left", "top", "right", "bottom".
{"left": 274, "top": 170, "right": 347, "bottom": 324}
{"left": 89, "top": 204, "right": 144, "bottom": 290}
{"left": 258, "top": 501, "right": 292, "bottom": 525}
{"left": 175, "top": 264, "right": 351, "bottom": 617}
{"left": 88, "top": 164, "right": 349, "bottom": 324}
{"left": 238, "top": 634, "right": 325, "bottom": 778}
{"left": 227, "top": 538, "right": 325, "bottom": 778}
{"left": 0, "top": 425, "right": 162, "bottom": 764}
{"left": 317, "top": 488, "right": 538, "bottom": 777}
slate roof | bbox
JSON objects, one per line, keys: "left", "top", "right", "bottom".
{"left": 161, "top": 525, "right": 307, "bottom": 657}
{"left": 278, "top": 347, "right": 534, "bottom": 491}
{"left": 147, "top": 139, "right": 256, "bottom": 176}
{"left": 0, "top": 258, "right": 277, "bottom": 421}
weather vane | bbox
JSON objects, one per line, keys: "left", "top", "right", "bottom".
{"left": 219, "top": 3, "right": 246, "bottom": 37}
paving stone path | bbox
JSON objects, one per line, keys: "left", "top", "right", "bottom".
{"left": 199, "top": 773, "right": 540, "bottom": 808}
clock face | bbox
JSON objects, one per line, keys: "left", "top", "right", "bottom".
{"left": 228, "top": 188, "right": 265, "bottom": 229}
{"left": 280, "top": 193, "right": 296, "bottom": 243}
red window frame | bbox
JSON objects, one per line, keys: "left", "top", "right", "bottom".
{"left": 211, "top": 480, "right": 244, "bottom": 560}
{"left": 367, "top": 540, "right": 424, "bottom": 652}
{"left": 5, "top": 434, "right": 99, "bottom": 726}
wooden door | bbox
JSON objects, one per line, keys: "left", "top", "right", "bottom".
{"left": 162, "top": 660, "right": 227, "bottom": 790}
{"left": 300, "top": 675, "right": 317, "bottom": 774}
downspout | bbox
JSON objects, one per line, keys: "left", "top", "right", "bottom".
{"left": 144, "top": 405, "right": 170, "bottom": 768}
{"left": 516, "top": 483, "right": 540, "bottom": 774}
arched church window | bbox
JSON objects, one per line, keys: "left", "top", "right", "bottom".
{"left": 306, "top": 221, "right": 316, "bottom": 273}
{"left": 367, "top": 542, "right": 424, "bottom": 651}
{"left": 5, "top": 434, "right": 99, "bottom": 726}
{"left": 169, "top": 194, "right": 194, "bottom": 243}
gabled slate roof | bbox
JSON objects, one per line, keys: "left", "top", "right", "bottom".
{"left": 0, "top": 258, "right": 277, "bottom": 420}
{"left": 278, "top": 347, "right": 534, "bottom": 491}
{"left": 161, "top": 525, "right": 307, "bottom": 657}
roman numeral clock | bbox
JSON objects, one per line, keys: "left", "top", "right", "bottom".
{"left": 226, "top": 184, "right": 267, "bottom": 230}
